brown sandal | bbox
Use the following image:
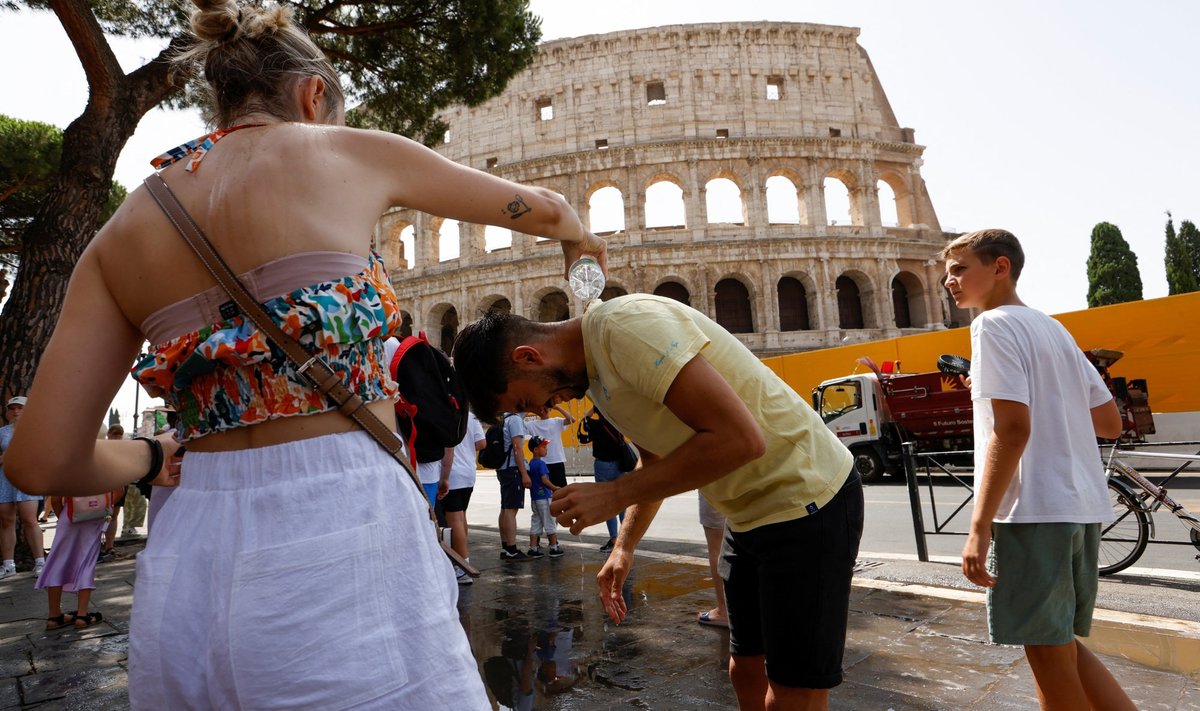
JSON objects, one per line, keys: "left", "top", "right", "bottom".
{"left": 73, "top": 611, "right": 103, "bottom": 629}
{"left": 45, "top": 613, "right": 76, "bottom": 630}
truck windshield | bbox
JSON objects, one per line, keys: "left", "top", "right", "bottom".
{"left": 817, "top": 381, "right": 862, "bottom": 423}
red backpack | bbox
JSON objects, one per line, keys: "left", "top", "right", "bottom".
{"left": 389, "top": 332, "right": 468, "bottom": 465}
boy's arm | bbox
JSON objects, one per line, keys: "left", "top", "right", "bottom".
{"left": 1092, "top": 400, "right": 1122, "bottom": 439}
{"left": 551, "top": 404, "right": 576, "bottom": 425}
{"left": 541, "top": 473, "right": 557, "bottom": 491}
{"left": 963, "top": 399, "right": 1030, "bottom": 587}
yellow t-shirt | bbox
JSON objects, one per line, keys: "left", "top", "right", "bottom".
{"left": 582, "top": 294, "right": 853, "bottom": 532}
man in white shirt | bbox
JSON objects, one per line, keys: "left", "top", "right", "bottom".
{"left": 523, "top": 406, "right": 575, "bottom": 488}
{"left": 443, "top": 410, "right": 486, "bottom": 584}
{"left": 943, "top": 229, "right": 1133, "bottom": 710}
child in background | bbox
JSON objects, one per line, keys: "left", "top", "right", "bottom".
{"left": 526, "top": 436, "right": 564, "bottom": 559}
{"left": 37, "top": 494, "right": 118, "bottom": 629}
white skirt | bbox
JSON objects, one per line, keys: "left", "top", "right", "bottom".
{"left": 129, "top": 430, "right": 488, "bottom": 710}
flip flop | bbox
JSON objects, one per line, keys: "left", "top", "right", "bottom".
{"left": 697, "top": 611, "right": 729, "bottom": 628}
{"left": 73, "top": 611, "right": 103, "bottom": 629}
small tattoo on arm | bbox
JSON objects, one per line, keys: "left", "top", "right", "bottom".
{"left": 503, "top": 194, "right": 532, "bottom": 220}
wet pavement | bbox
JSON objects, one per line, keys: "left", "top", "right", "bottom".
{"left": 1, "top": 524, "right": 1198, "bottom": 709}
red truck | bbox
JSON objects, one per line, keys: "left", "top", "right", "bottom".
{"left": 811, "top": 350, "right": 1154, "bottom": 483}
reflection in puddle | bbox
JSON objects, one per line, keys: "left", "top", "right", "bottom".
{"left": 456, "top": 544, "right": 728, "bottom": 710}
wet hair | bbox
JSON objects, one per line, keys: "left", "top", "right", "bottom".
{"left": 177, "top": 0, "right": 344, "bottom": 127}
{"left": 940, "top": 228, "right": 1025, "bottom": 282}
{"left": 452, "top": 311, "right": 551, "bottom": 426}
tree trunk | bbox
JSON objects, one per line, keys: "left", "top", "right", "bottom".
{"left": 0, "top": 3, "right": 184, "bottom": 407}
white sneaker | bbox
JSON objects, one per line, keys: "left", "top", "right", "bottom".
{"left": 33, "top": 560, "right": 45, "bottom": 576}
{"left": 455, "top": 566, "right": 473, "bottom": 585}
{"left": 0, "top": 567, "right": 15, "bottom": 580}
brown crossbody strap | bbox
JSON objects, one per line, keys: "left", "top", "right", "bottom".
{"left": 143, "top": 173, "right": 478, "bottom": 576}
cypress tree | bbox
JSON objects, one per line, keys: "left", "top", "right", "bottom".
{"left": 1086, "top": 222, "right": 1143, "bottom": 307}
{"left": 1164, "top": 214, "right": 1199, "bottom": 295}
{"left": 1179, "top": 220, "right": 1200, "bottom": 292}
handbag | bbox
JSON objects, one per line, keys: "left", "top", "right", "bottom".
{"left": 597, "top": 419, "right": 639, "bottom": 473}
{"left": 143, "top": 173, "right": 479, "bottom": 577}
{"left": 67, "top": 492, "right": 114, "bottom": 523}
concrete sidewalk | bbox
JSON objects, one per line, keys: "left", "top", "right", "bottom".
{"left": 0, "top": 525, "right": 1197, "bottom": 709}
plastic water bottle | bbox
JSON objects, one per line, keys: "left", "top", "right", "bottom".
{"left": 568, "top": 256, "right": 605, "bottom": 301}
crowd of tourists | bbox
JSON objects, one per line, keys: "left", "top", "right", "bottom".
{"left": 0, "top": 0, "right": 1135, "bottom": 708}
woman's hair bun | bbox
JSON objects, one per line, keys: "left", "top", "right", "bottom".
{"left": 190, "top": 0, "right": 293, "bottom": 44}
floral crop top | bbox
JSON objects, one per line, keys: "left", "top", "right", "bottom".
{"left": 131, "top": 252, "right": 402, "bottom": 442}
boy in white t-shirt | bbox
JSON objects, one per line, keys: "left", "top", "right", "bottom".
{"left": 942, "top": 229, "right": 1133, "bottom": 710}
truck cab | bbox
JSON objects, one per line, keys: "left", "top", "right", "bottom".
{"left": 813, "top": 374, "right": 889, "bottom": 481}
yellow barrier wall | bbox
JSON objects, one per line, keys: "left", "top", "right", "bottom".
{"left": 763, "top": 292, "right": 1200, "bottom": 414}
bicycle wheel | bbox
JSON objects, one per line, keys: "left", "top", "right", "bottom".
{"left": 1098, "top": 478, "right": 1150, "bottom": 576}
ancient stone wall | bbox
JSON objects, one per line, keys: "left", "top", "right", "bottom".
{"left": 374, "top": 22, "right": 969, "bottom": 355}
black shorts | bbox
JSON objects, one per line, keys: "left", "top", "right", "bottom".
{"left": 546, "top": 462, "right": 567, "bottom": 489}
{"left": 440, "top": 487, "right": 474, "bottom": 513}
{"left": 720, "top": 469, "right": 863, "bottom": 689}
{"left": 496, "top": 468, "right": 525, "bottom": 510}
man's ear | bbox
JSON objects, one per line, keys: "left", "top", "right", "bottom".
{"left": 511, "top": 345, "right": 545, "bottom": 366}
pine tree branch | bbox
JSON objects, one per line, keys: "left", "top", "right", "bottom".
{"left": 47, "top": 0, "right": 123, "bottom": 107}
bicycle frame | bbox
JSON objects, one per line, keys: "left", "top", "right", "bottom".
{"left": 1105, "top": 449, "right": 1200, "bottom": 537}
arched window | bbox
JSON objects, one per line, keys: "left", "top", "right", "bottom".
{"left": 824, "top": 177, "right": 852, "bottom": 226}
{"left": 892, "top": 276, "right": 912, "bottom": 328}
{"left": 439, "top": 307, "right": 459, "bottom": 353}
{"left": 777, "top": 277, "right": 811, "bottom": 331}
{"left": 589, "top": 186, "right": 625, "bottom": 234}
{"left": 715, "top": 278, "right": 754, "bottom": 333}
{"left": 877, "top": 180, "right": 899, "bottom": 227}
{"left": 399, "top": 310, "right": 414, "bottom": 339}
{"left": 836, "top": 276, "right": 864, "bottom": 329}
{"left": 600, "top": 285, "right": 627, "bottom": 301}
{"left": 892, "top": 272, "right": 927, "bottom": 328}
{"left": 486, "top": 298, "right": 511, "bottom": 315}
{"left": 644, "top": 181, "right": 686, "bottom": 229}
{"left": 398, "top": 225, "right": 415, "bottom": 270}
{"left": 654, "top": 281, "right": 691, "bottom": 306}
{"left": 704, "top": 178, "right": 743, "bottom": 224}
{"left": 438, "top": 219, "right": 460, "bottom": 262}
{"left": 484, "top": 225, "right": 513, "bottom": 253}
{"left": 537, "top": 291, "right": 570, "bottom": 322}
{"left": 765, "top": 176, "right": 800, "bottom": 224}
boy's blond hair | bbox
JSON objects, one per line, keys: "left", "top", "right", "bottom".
{"left": 940, "top": 229, "right": 1025, "bottom": 282}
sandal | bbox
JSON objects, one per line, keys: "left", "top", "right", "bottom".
{"left": 45, "top": 613, "right": 76, "bottom": 630}
{"left": 73, "top": 611, "right": 103, "bottom": 629}
{"left": 697, "top": 610, "right": 729, "bottom": 629}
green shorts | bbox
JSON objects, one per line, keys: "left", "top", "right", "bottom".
{"left": 987, "top": 522, "right": 1100, "bottom": 646}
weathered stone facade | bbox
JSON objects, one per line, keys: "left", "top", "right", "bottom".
{"left": 373, "top": 22, "right": 968, "bottom": 355}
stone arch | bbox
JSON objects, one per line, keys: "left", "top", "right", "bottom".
{"left": 877, "top": 180, "right": 899, "bottom": 227}
{"left": 777, "top": 273, "right": 817, "bottom": 331}
{"left": 427, "top": 302, "right": 460, "bottom": 353}
{"left": 877, "top": 169, "right": 914, "bottom": 227}
{"left": 653, "top": 278, "right": 693, "bottom": 306}
{"left": 394, "top": 223, "right": 415, "bottom": 270}
{"left": 478, "top": 294, "right": 512, "bottom": 315}
{"left": 643, "top": 174, "right": 687, "bottom": 229}
{"left": 704, "top": 175, "right": 745, "bottom": 225}
{"left": 835, "top": 271, "right": 874, "bottom": 329}
{"left": 823, "top": 175, "right": 853, "bottom": 226}
{"left": 532, "top": 287, "right": 570, "bottom": 322}
{"left": 432, "top": 217, "right": 460, "bottom": 262}
{"left": 765, "top": 174, "right": 802, "bottom": 225}
{"left": 600, "top": 284, "right": 628, "bottom": 301}
{"left": 398, "top": 310, "right": 414, "bottom": 339}
{"left": 714, "top": 275, "right": 755, "bottom": 333}
{"left": 586, "top": 181, "right": 626, "bottom": 234}
{"left": 891, "top": 270, "right": 927, "bottom": 329}
{"left": 484, "top": 225, "right": 513, "bottom": 253}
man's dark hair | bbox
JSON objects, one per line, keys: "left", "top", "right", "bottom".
{"left": 452, "top": 310, "right": 544, "bottom": 426}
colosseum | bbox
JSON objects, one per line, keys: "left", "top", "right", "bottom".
{"left": 372, "top": 21, "right": 969, "bottom": 356}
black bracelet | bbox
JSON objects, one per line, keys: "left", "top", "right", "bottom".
{"left": 131, "top": 436, "right": 164, "bottom": 487}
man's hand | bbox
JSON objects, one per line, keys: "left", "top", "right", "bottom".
{"left": 597, "top": 548, "right": 632, "bottom": 624}
{"left": 437, "top": 478, "right": 450, "bottom": 500}
{"left": 550, "top": 482, "right": 623, "bottom": 535}
{"left": 962, "top": 528, "right": 995, "bottom": 587}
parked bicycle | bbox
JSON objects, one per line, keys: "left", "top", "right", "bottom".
{"left": 1099, "top": 447, "right": 1200, "bottom": 575}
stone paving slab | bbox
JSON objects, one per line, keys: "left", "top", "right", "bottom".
{"left": 0, "top": 527, "right": 1195, "bottom": 709}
